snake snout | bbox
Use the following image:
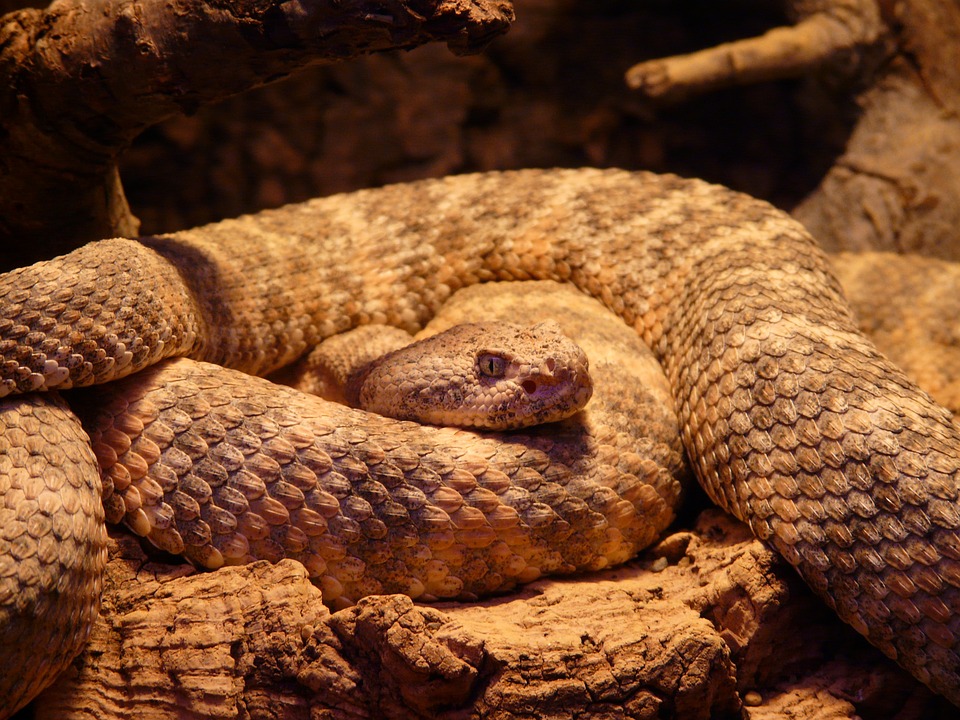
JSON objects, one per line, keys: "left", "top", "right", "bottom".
{"left": 521, "top": 357, "right": 561, "bottom": 395}
{"left": 521, "top": 356, "right": 588, "bottom": 402}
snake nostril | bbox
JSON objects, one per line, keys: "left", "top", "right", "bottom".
{"left": 522, "top": 379, "right": 537, "bottom": 394}
{"left": 545, "top": 358, "right": 556, "bottom": 373}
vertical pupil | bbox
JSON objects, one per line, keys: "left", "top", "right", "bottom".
{"left": 480, "top": 355, "right": 502, "bottom": 376}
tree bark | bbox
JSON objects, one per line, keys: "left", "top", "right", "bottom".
{"left": 620, "top": 0, "right": 960, "bottom": 259}
{"left": 0, "top": 0, "right": 513, "bottom": 266}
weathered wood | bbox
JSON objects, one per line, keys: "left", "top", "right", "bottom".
{"left": 0, "top": 0, "right": 513, "bottom": 264}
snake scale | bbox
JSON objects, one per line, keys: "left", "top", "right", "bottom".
{"left": 0, "top": 168, "right": 958, "bottom": 713}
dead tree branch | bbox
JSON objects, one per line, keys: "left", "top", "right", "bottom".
{"left": 625, "top": 0, "right": 886, "bottom": 102}
{"left": 0, "top": 0, "right": 513, "bottom": 266}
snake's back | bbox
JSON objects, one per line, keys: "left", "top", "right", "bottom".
{"left": 0, "top": 168, "right": 958, "bottom": 708}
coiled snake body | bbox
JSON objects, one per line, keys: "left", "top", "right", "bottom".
{"left": 0, "top": 168, "right": 958, "bottom": 713}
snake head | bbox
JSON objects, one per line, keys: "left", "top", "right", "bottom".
{"left": 357, "top": 320, "right": 593, "bottom": 430}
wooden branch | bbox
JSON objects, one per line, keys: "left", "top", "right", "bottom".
{"left": 624, "top": 0, "right": 886, "bottom": 102}
{"left": 0, "top": 0, "right": 513, "bottom": 266}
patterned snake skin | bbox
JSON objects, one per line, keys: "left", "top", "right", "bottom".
{"left": 0, "top": 168, "right": 958, "bottom": 714}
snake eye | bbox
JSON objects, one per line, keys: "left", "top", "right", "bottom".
{"left": 478, "top": 353, "right": 507, "bottom": 378}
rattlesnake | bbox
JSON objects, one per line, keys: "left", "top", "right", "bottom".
{"left": 0, "top": 168, "right": 958, "bottom": 715}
